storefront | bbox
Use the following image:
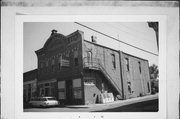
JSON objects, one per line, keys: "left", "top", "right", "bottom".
{"left": 58, "top": 78, "right": 83, "bottom": 105}
{"left": 38, "top": 79, "right": 57, "bottom": 97}
{"left": 23, "top": 79, "right": 37, "bottom": 102}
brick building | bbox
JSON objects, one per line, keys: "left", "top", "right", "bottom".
{"left": 23, "top": 69, "right": 38, "bottom": 103}
{"left": 25, "top": 29, "right": 151, "bottom": 105}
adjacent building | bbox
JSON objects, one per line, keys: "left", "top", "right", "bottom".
{"left": 23, "top": 69, "right": 38, "bottom": 103}
{"left": 24, "top": 30, "right": 151, "bottom": 105}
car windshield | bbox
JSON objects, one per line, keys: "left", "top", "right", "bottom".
{"left": 47, "top": 98, "right": 56, "bottom": 100}
{"left": 40, "top": 98, "right": 47, "bottom": 101}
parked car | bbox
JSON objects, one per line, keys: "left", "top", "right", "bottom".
{"left": 29, "top": 97, "right": 59, "bottom": 107}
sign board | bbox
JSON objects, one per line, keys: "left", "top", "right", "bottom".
{"left": 100, "top": 93, "right": 114, "bottom": 104}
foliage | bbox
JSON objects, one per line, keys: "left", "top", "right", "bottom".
{"left": 149, "top": 64, "right": 159, "bottom": 94}
{"left": 149, "top": 64, "right": 159, "bottom": 80}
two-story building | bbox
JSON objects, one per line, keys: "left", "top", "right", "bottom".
{"left": 23, "top": 69, "right": 38, "bottom": 103}
{"left": 33, "top": 29, "right": 151, "bottom": 105}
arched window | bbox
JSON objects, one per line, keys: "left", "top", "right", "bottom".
{"left": 74, "top": 50, "right": 78, "bottom": 66}
{"left": 111, "top": 54, "right": 116, "bottom": 69}
{"left": 51, "top": 58, "right": 55, "bottom": 72}
{"left": 138, "top": 61, "right": 141, "bottom": 73}
{"left": 125, "top": 58, "right": 129, "bottom": 72}
{"left": 87, "top": 51, "right": 92, "bottom": 65}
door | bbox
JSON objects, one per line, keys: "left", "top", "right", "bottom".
{"left": 66, "top": 80, "right": 73, "bottom": 105}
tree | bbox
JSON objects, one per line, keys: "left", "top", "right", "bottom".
{"left": 149, "top": 64, "right": 159, "bottom": 80}
{"left": 149, "top": 64, "right": 159, "bottom": 94}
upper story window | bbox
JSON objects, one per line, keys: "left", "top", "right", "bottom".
{"left": 58, "top": 55, "right": 62, "bottom": 70}
{"left": 51, "top": 58, "right": 55, "bottom": 72}
{"left": 74, "top": 50, "right": 78, "bottom": 66}
{"left": 39, "top": 62, "right": 43, "bottom": 68}
{"left": 45, "top": 59, "right": 49, "bottom": 67}
{"left": 111, "top": 54, "right": 116, "bottom": 69}
{"left": 138, "top": 61, "right": 141, "bottom": 73}
{"left": 125, "top": 58, "right": 129, "bottom": 71}
{"left": 87, "top": 51, "right": 92, "bottom": 64}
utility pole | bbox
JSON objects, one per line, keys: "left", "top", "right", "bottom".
{"left": 148, "top": 22, "right": 159, "bottom": 51}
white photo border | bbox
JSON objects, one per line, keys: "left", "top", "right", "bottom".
{"left": 15, "top": 15, "right": 167, "bottom": 119}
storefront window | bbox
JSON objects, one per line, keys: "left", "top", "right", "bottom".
{"left": 58, "top": 81, "right": 66, "bottom": 99}
{"left": 73, "top": 79, "right": 81, "bottom": 88}
{"left": 73, "top": 88, "right": 82, "bottom": 99}
{"left": 58, "top": 81, "right": 65, "bottom": 89}
{"left": 73, "top": 79, "right": 82, "bottom": 99}
{"left": 58, "top": 91, "right": 66, "bottom": 99}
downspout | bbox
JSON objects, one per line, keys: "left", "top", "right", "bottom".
{"left": 119, "top": 51, "right": 125, "bottom": 99}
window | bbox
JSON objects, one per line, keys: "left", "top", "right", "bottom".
{"left": 51, "top": 58, "right": 55, "bottom": 72}
{"left": 58, "top": 91, "right": 66, "bottom": 99}
{"left": 58, "top": 56, "right": 62, "bottom": 70}
{"left": 73, "top": 79, "right": 81, "bottom": 88}
{"left": 58, "top": 81, "right": 66, "bottom": 99}
{"left": 125, "top": 58, "right": 129, "bottom": 71}
{"left": 101, "top": 83, "right": 105, "bottom": 93}
{"left": 45, "top": 83, "right": 49, "bottom": 87}
{"left": 74, "top": 58, "right": 78, "bottom": 66}
{"left": 111, "top": 54, "right": 116, "bottom": 69}
{"left": 45, "top": 59, "right": 49, "bottom": 72}
{"left": 127, "top": 82, "right": 132, "bottom": 93}
{"left": 58, "top": 81, "right": 65, "bottom": 89}
{"left": 74, "top": 50, "right": 78, "bottom": 66}
{"left": 73, "top": 88, "right": 82, "bottom": 99}
{"left": 40, "top": 62, "right": 43, "bottom": 68}
{"left": 73, "top": 79, "right": 82, "bottom": 99}
{"left": 45, "top": 59, "right": 49, "bottom": 67}
{"left": 138, "top": 61, "right": 141, "bottom": 73}
{"left": 147, "top": 82, "right": 150, "bottom": 93}
{"left": 87, "top": 51, "right": 92, "bottom": 64}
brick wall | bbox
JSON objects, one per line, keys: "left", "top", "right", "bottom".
{"left": 120, "top": 52, "right": 151, "bottom": 99}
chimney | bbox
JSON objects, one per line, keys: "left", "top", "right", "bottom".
{"left": 51, "top": 29, "right": 58, "bottom": 36}
{"left": 91, "top": 35, "right": 97, "bottom": 43}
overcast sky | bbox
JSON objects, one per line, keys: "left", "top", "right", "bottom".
{"left": 24, "top": 22, "right": 158, "bottom": 72}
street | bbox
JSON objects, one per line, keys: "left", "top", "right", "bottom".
{"left": 24, "top": 94, "right": 158, "bottom": 112}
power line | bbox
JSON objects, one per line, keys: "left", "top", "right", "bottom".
{"left": 74, "top": 22, "right": 158, "bottom": 56}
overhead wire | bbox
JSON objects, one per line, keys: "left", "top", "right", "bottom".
{"left": 74, "top": 22, "right": 158, "bottom": 56}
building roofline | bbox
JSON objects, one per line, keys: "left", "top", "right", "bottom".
{"left": 23, "top": 69, "right": 38, "bottom": 74}
{"left": 35, "top": 30, "right": 84, "bottom": 54}
{"left": 84, "top": 40, "right": 118, "bottom": 52}
{"left": 84, "top": 40, "right": 149, "bottom": 62}
{"left": 121, "top": 51, "right": 149, "bottom": 62}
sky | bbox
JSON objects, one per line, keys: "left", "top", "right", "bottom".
{"left": 24, "top": 22, "right": 158, "bottom": 72}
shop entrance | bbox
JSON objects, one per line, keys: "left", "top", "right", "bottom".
{"left": 66, "top": 80, "right": 73, "bottom": 105}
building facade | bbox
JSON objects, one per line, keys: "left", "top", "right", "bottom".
{"left": 23, "top": 69, "right": 38, "bottom": 103}
{"left": 29, "top": 29, "right": 151, "bottom": 105}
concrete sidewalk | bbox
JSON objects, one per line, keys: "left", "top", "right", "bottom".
{"left": 66, "top": 93, "right": 158, "bottom": 111}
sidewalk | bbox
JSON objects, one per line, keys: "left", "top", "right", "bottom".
{"left": 66, "top": 93, "right": 158, "bottom": 111}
